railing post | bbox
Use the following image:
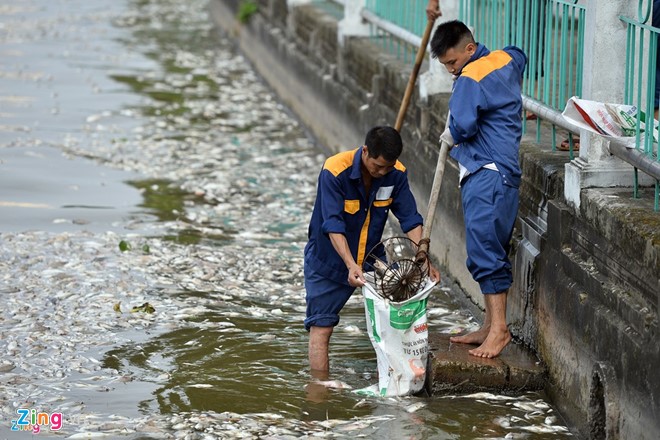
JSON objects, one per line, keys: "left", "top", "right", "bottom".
{"left": 564, "top": 0, "right": 639, "bottom": 210}
{"left": 338, "top": 0, "right": 370, "bottom": 47}
{"left": 419, "top": 2, "right": 461, "bottom": 99}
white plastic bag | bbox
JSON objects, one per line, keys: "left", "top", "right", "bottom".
{"left": 355, "top": 276, "right": 437, "bottom": 397}
{"left": 561, "top": 96, "right": 658, "bottom": 145}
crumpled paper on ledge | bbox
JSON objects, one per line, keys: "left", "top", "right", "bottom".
{"left": 561, "top": 96, "right": 658, "bottom": 148}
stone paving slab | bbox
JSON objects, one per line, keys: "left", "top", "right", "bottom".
{"left": 428, "top": 333, "right": 546, "bottom": 395}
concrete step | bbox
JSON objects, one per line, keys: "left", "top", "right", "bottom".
{"left": 428, "top": 333, "right": 546, "bottom": 395}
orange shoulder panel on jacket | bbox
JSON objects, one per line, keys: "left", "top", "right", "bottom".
{"left": 323, "top": 148, "right": 358, "bottom": 176}
{"left": 462, "top": 50, "right": 512, "bottom": 83}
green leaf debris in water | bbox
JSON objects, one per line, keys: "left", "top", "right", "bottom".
{"left": 142, "top": 243, "right": 150, "bottom": 254}
{"left": 130, "top": 302, "right": 155, "bottom": 314}
{"left": 113, "top": 302, "right": 122, "bottom": 313}
{"left": 119, "top": 240, "right": 132, "bottom": 252}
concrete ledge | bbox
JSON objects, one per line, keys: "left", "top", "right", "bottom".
{"left": 429, "top": 334, "right": 546, "bottom": 394}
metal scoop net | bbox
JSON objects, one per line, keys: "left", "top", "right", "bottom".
{"left": 362, "top": 236, "right": 430, "bottom": 302}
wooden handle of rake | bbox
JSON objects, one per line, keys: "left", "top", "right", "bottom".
{"left": 394, "top": 19, "right": 434, "bottom": 132}
{"left": 416, "top": 113, "right": 451, "bottom": 263}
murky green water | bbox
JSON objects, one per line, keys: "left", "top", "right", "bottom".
{"left": 0, "top": 0, "right": 573, "bottom": 438}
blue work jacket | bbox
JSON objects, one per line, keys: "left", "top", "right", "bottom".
{"left": 304, "top": 147, "right": 423, "bottom": 284}
{"left": 448, "top": 43, "right": 527, "bottom": 188}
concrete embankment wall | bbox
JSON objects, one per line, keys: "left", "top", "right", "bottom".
{"left": 210, "top": 1, "right": 660, "bottom": 438}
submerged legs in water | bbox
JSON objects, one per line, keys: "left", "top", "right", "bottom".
{"left": 308, "top": 325, "right": 333, "bottom": 373}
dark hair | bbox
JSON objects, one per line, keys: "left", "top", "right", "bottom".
{"left": 430, "top": 20, "right": 475, "bottom": 59}
{"left": 364, "top": 126, "right": 402, "bottom": 161}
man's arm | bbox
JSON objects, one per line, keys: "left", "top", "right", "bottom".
{"left": 449, "top": 81, "right": 484, "bottom": 143}
{"left": 329, "top": 233, "right": 365, "bottom": 287}
{"left": 388, "top": 172, "right": 440, "bottom": 281}
{"left": 405, "top": 226, "right": 441, "bottom": 282}
{"left": 389, "top": 170, "right": 424, "bottom": 232}
{"left": 405, "top": 224, "right": 423, "bottom": 244}
{"left": 316, "top": 169, "right": 364, "bottom": 286}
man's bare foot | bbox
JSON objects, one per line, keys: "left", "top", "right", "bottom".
{"left": 468, "top": 326, "right": 511, "bottom": 358}
{"left": 449, "top": 326, "right": 490, "bottom": 345}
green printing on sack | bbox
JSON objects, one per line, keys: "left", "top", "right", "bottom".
{"left": 389, "top": 298, "right": 428, "bottom": 329}
{"left": 366, "top": 298, "right": 381, "bottom": 342}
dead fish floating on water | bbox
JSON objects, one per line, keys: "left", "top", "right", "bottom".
{"left": 459, "top": 392, "right": 518, "bottom": 401}
{"left": 314, "top": 380, "right": 353, "bottom": 390}
{"left": 405, "top": 401, "right": 427, "bottom": 413}
{"left": 66, "top": 433, "right": 111, "bottom": 439}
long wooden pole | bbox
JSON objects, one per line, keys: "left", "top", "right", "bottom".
{"left": 391, "top": 19, "right": 450, "bottom": 262}
{"left": 422, "top": 118, "right": 450, "bottom": 239}
{"left": 394, "top": 19, "right": 435, "bottom": 132}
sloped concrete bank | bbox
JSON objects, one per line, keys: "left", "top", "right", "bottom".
{"left": 210, "top": 1, "right": 660, "bottom": 438}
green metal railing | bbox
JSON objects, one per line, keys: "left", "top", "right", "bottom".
{"left": 459, "top": 0, "right": 586, "bottom": 158}
{"left": 621, "top": 0, "right": 660, "bottom": 209}
{"left": 364, "top": 0, "right": 428, "bottom": 64}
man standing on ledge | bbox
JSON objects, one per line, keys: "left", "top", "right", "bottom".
{"left": 430, "top": 20, "right": 527, "bottom": 358}
{"left": 304, "top": 126, "right": 439, "bottom": 376}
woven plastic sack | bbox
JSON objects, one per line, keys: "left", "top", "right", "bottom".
{"left": 355, "top": 275, "right": 437, "bottom": 397}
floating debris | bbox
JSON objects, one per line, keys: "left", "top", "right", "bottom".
{"left": 130, "top": 302, "right": 155, "bottom": 314}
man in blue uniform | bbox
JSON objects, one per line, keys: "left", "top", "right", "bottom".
{"left": 304, "top": 126, "right": 439, "bottom": 374}
{"left": 430, "top": 20, "right": 527, "bottom": 358}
